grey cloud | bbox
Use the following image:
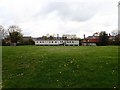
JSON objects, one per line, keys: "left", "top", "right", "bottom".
{"left": 36, "top": 2, "right": 100, "bottom": 22}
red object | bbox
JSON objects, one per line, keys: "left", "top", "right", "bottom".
{"left": 82, "top": 36, "right": 100, "bottom": 43}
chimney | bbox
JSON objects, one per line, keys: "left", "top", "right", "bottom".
{"left": 84, "top": 34, "right": 85, "bottom": 39}
{"left": 57, "top": 34, "right": 59, "bottom": 39}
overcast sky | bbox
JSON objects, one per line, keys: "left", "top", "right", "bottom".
{"left": 0, "top": 0, "right": 119, "bottom": 38}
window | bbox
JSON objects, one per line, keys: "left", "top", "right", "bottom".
{"left": 72, "top": 41, "right": 74, "bottom": 43}
{"left": 60, "top": 41, "right": 63, "bottom": 43}
{"left": 52, "top": 41, "right": 53, "bottom": 43}
{"left": 55, "top": 41, "right": 57, "bottom": 43}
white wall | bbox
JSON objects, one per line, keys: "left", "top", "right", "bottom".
{"left": 65, "top": 40, "right": 79, "bottom": 46}
{"left": 35, "top": 40, "right": 79, "bottom": 46}
{"left": 82, "top": 43, "right": 96, "bottom": 46}
{"left": 35, "top": 40, "right": 63, "bottom": 45}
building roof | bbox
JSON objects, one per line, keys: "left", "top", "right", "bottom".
{"left": 23, "top": 36, "right": 32, "bottom": 40}
{"left": 32, "top": 37, "right": 80, "bottom": 41}
{"left": 82, "top": 38, "right": 99, "bottom": 43}
{"left": 82, "top": 36, "right": 100, "bottom": 43}
{"left": 87, "top": 36, "right": 99, "bottom": 39}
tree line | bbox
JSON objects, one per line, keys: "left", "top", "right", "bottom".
{"left": 96, "top": 31, "right": 120, "bottom": 46}
{"left": 0, "top": 25, "right": 119, "bottom": 46}
{"left": 0, "top": 25, "right": 35, "bottom": 46}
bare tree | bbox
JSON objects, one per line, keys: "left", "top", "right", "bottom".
{"left": 111, "top": 29, "right": 119, "bottom": 36}
{"left": 0, "top": 25, "right": 7, "bottom": 39}
{"left": 7, "top": 25, "right": 23, "bottom": 46}
{"left": 8, "top": 25, "right": 22, "bottom": 33}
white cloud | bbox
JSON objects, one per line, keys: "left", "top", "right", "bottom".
{"left": 0, "top": 0, "right": 119, "bottom": 38}
{"left": 41, "top": 2, "right": 100, "bottom": 22}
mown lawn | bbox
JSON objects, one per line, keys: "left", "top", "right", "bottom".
{"left": 2, "top": 46, "right": 118, "bottom": 88}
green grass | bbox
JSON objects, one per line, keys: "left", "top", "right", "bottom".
{"left": 2, "top": 46, "right": 118, "bottom": 88}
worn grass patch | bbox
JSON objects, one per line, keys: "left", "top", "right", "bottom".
{"left": 2, "top": 46, "right": 118, "bottom": 88}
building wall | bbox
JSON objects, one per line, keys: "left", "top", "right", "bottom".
{"left": 82, "top": 43, "right": 96, "bottom": 46}
{"left": 35, "top": 40, "right": 63, "bottom": 45}
{"left": 35, "top": 40, "right": 79, "bottom": 46}
{"left": 65, "top": 40, "right": 79, "bottom": 46}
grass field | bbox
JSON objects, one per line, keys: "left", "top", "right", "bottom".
{"left": 2, "top": 46, "right": 118, "bottom": 88}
